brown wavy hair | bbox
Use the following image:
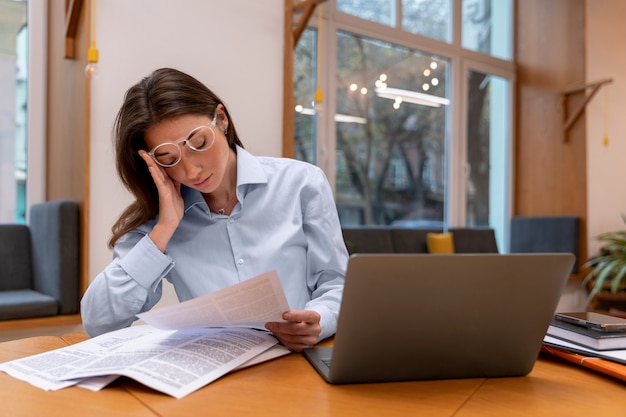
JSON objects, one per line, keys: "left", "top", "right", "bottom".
{"left": 108, "top": 68, "right": 244, "bottom": 248}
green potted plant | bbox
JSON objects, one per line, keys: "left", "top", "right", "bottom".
{"left": 583, "top": 217, "right": 626, "bottom": 310}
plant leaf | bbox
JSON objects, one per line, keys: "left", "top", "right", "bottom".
{"left": 610, "top": 263, "right": 626, "bottom": 293}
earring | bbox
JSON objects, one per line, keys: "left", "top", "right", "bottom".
{"left": 224, "top": 128, "right": 228, "bottom": 135}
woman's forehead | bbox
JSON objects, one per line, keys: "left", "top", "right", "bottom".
{"left": 145, "top": 115, "right": 210, "bottom": 147}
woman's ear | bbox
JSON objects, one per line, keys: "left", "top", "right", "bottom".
{"left": 215, "top": 104, "right": 229, "bottom": 133}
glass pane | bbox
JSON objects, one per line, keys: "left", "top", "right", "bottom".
{"left": 462, "top": 0, "right": 512, "bottom": 60}
{"left": 465, "top": 70, "right": 509, "bottom": 249}
{"left": 293, "top": 28, "right": 318, "bottom": 164}
{"left": 337, "top": 0, "right": 395, "bottom": 27}
{"left": 402, "top": 0, "right": 452, "bottom": 43}
{"left": 336, "top": 31, "right": 449, "bottom": 227}
{"left": 0, "top": 1, "right": 28, "bottom": 223}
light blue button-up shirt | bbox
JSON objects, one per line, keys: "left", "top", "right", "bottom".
{"left": 81, "top": 147, "right": 348, "bottom": 340}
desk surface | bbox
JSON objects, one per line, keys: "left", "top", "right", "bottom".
{"left": 2, "top": 334, "right": 625, "bottom": 417}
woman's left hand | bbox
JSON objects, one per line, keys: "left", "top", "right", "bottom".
{"left": 265, "top": 310, "right": 321, "bottom": 352}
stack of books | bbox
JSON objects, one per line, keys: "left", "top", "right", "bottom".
{"left": 547, "top": 319, "right": 626, "bottom": 351}
{"left": 543, "top": 315, "right": 626, "bottom": 383}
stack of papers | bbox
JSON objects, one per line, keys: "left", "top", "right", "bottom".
{"left": 543, "top": 335, "right": 626, "bottom": 365}
{"left": 0, "top": 270, "right": 292, "bottom": 398}
{"left": 542, "top": 320, "right": 626, "bottom": 381}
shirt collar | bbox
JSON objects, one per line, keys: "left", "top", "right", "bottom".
{"left": 236, "top": 145, "right": 268, "bottom": 187}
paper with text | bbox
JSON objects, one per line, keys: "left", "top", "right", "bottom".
{"left": 0, "top": 270, "right": 293, "bottom": 398}
{"left": 0, "top": 325, "right": 161, "bottom": 392}
{"left": 137, "top": 270, "right": 290, "bottom": 330}
{"left": 0, "top": 325, "right": 283, "bottom": 398}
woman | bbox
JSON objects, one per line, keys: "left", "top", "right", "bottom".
{"left": 81, "top": 68, "right": 348, "bottom": 352}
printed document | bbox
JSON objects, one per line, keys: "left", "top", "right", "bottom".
{"left": 0, "top": 270, "right": 292, "bottom": 398}
{"left": 137, "top": 270, "right": 290, "bottom": 329}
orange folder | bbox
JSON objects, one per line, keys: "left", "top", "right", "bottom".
{"left": 541, "top": 345, "right": 626, "bottom": 383}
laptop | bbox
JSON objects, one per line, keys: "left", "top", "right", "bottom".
{"left": 303, "top": 253, "right": 575, "bottom": 384}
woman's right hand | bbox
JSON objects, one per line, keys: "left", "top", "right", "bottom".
{"left": 139, "top": 150, "right": 184, "bottom": 252}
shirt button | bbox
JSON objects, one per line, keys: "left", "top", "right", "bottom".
{"left": 228, "top": 218, "right": 235, "bottom": 223}
{"left": 237, "top": 259, "right": 244, "bottom": 265}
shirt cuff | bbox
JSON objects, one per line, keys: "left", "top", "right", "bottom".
{"left": 309, "top": 303, "right": 337, "bottom": 342}
{"left": 119, "top": 235, "right": 174, "bottom": 290}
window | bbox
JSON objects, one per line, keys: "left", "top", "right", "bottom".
{"left": 462, "top": 0, "right": 512, "bottom": 60}
{"left": 333, "top": 32, "right": 449, "bottom": 226}
{"left": 0, "top": 1, "right": 46, "bottom": 224}
{"left": 293, "top": 0, "right": 514, "bottom": 250}
{"left": 403, "top": 0, "right": 452, "bottom": 42}
{"left": 0, "top": 0, "right": 28, "bottom": 223}
{"left": 336, "top": 0, "right": 396, "bottom": 27}
{"left": 465, "top": 69, "right": 510, "bottom": 231}
{"left": 294, "top": 28, "right": 318, "bottom": 165}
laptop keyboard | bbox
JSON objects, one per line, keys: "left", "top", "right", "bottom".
{"left": 322, "top": 358, "right": 332, "bottom": 368}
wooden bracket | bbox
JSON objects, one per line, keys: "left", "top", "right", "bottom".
{"left": 283, "top": 0, "right": 327, "bottom": 157}
{"left": 561, "top": 78, "right": 613, "bottom": 142}
{"left": 64, "top": 0, "right": 84, "bottom": 59}
{"left": 292, "top": 0, "right": 327, "bottom": 45}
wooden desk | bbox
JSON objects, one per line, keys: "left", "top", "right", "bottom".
{"left": 1, "top": 335, "right": 155, "bottom": 417}
{"left": 2, "top": 335, "right": 625, "bottom": 417}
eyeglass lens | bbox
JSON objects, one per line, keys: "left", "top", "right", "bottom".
{"left": 151, "top": 125, "right": 215, "bottom": 167}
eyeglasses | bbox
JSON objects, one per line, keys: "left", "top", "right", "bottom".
{"left": 148, "top": 113, "right": 217, "bottom": 168}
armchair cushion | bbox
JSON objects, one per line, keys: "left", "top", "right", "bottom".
{"left": 390, "top": 228, "right": 439, "bottom": 253}
{"left": 0, "top": 225, "right": 34, "bottom": 291}
{"left": 0, "top": 290, "right": 57, "bottom": 320}
{"left": 0, "top": 200, "right": 79, "bottom": 320}
{"left": 426, "top": 232, "right": 455, "bottom": 253}
{"left": 343, "top": 226, "right": 499, "bottom": 255}
{"left": 30, "top": 200, "right": 80, "bottom": 314}
{"left": 342, "top": 227, "right": 394, "bottom": 254}
{"left": 450, "top": 227, "right": 499, "bottom": 253}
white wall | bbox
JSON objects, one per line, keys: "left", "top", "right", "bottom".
{"left": 586, "top": 0, "right": 626, "bottom": 258}
{"left": 554, "top": 1, "right": 626, "bottom": 313}
{"left": 550, "top": 0, "right": 626, "bottom": 314}
{"left": 88, "top": 0, "right": 284, "bottom": 301}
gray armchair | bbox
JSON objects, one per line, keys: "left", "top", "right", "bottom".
{"left": 510, "top": 216, "right": 580, "bottom": 273}
{"left": 0, "top": 200, "right": 79, "bottom": 320}
{"left": 342, "top": 226, "right": 499, "bottom": 254}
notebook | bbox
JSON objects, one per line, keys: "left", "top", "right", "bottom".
{"left": 303, "top": 253, "right": 575, "bottom": 384}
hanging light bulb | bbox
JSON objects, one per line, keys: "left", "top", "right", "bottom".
{"left": 85, "top": 0, "right": 99, "bottom": 79}
{"left": 85, "top": 39, "right": 99, "bottom": 79}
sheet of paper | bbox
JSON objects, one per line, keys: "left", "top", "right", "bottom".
{"left": 234, "top": 343, "right": 291, "bottom": 370}
{"left": 0, "top": 325, "right": 279, "bottom": 399}
{"left": 77, "top": 374, "right": 120, "bottom": 391}
{"left": 0, "top": 270, "right": 293, "bottom": 398}
{"left": 137, "top": 270, "right": 290, "bottom": 330}
{"left": 64, "top": 327, "right": 278, "bottom": 398}
{"left": 0, "top": 325, "right": 162, "bottom": 391}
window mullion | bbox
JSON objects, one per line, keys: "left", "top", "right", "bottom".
{"left": 320, "top": 14, "right": 338, "bottom": 192}
{"left": 448, "top": 55, "right": 466, "bottom": 228}
{"left": 27, "top": 1, "right": 47, "bottom": 209}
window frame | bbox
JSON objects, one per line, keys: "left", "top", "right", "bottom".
{"left": 295, "top": 0, "right": 515, "bottom": 247}
{"left": 26, "top": 0, "right": 48, "bottom": 209}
